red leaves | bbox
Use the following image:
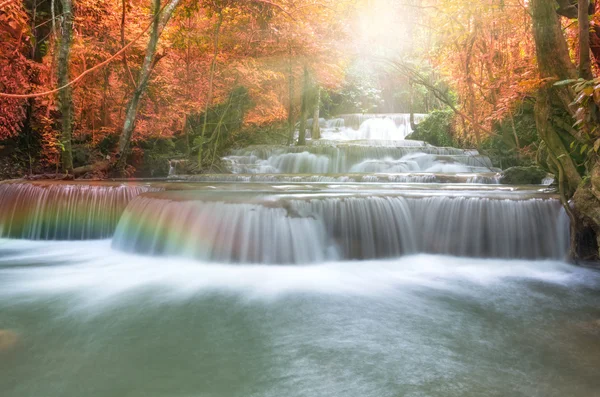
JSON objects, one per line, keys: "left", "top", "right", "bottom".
{"left": 0, "top": 2, "right": 35, "bottom": 140}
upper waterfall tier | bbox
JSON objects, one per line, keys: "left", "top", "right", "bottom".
{"left": 224, "top": 143, "right": 496, "bottom": 174}
{"left": 222, "top": 113, "right": 497, "bottom": 175}
{"left": 313, "top": 113, "right": 427, "bottom": 140}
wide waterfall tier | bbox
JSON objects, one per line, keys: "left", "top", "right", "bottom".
{"left": 224, "top": 143, "right": 495, "bottom": 174}
{"left": 0, "top": 181, "right": 162, "bottom": 240}
{"left": 112, "top": 189, "right": 568, "bottom": 263}
{"left": 172, "top": 172, "right": 501, "bottom": 184}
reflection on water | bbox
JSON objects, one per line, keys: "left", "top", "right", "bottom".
{"left": 1, "top": 240, "right": 600, "bottom": 397}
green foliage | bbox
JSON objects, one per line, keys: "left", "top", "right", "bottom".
{"left": 232, "top": 122, "right": 289, "bottom": 148}
{"left": 480, "top": 101, "right": 539, "bottom": 168}
{"left": 325, "top": 62, "right": 383, "bottom": 115}
{"left": 499, "top": 166, "right": 547, "bottom": 185}
{"left": 72, "top": 144, "right": 92, "bottom": 167}
{"left": 188, "top": 86, "right": 253, "bottom": 168}
{"left": 407, "top": 109, "right": 455, "bottom": 147}
{"left": 189, "top": 87, "right": 252, "bottom": 139}
{"left": 135, "top": 138, "right": 179, "bottom": 177}
{"left": 97, "top": 134, "right": 119, "bottom": 156}
{"left": 556, "top": 77, "right": 600, "bottom": 172}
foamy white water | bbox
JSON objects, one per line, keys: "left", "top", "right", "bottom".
{"left": 1, "top": 239, "right": 599, "bottom": 397}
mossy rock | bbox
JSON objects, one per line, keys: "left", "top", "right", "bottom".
{"left": 500, "top": 166, "right": 547, "bottom": 185}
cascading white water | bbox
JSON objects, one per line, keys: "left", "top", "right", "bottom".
{"left": 306, "top": 113, "right": 424, "bottom": 140}
{"left": 296, "top": 195, "right": 568, "bottom": 259}
{"left": 326, "top": 117, "right": 406, "bottom": 140}
{"left": 335, "top": 113, "right": 427, "bottom": 132}
{"left": 170, "top": 172, "right": 501, "bottom": 183}
{"left": 220, "top": 113, "right": 498, "bottom": 177}
{"left": 224, "top": 144, "right": 496, "bottom": 175}
{"left": 0, "top": 182, "right": 161, "bottom": 239}
{"left": 112, "top": 191, "right": 568, "bottom": 263}
{"left": 112, "top": 195, "right": 336, "bottom": 264}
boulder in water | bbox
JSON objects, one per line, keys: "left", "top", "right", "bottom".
{"left": 500, "top": 166, "right": 547, "bottom": 185}
{"left": 0, "top": 329, "right": 19, "bottom": 351}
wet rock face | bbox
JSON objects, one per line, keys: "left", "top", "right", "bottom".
{"left": 0, "top": 330, "right": 19, "bottom": 351}
{"left": 500, "top": 166, "right": 548, "bottom": 185}
{"left": 572, "top": 183, "right": 600, "bottom": 261}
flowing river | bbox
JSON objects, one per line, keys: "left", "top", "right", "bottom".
{"left": 1, "top": 114, "right": 599, "bottom": 397}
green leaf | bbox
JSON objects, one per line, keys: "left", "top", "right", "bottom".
{"left": 554, "top": 79, "right": 577, "bottom": 87}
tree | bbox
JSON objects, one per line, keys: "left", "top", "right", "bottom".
{"left": 530, "top": 0, "right": 581, "bottom": 195}
{"left": 297, "top": 65, "right": 310, "bottom": 145}
{"left": 579, "top": 0, "right": 593, "bottom": 79}
{"left": 312, "top": 86, "right": 321, "bottom": 139}
{"left": 116, "top": 0, "right": 182, "bottom": 172}
{"left": 57, "top": 0, "right": 74, "bottom": 173}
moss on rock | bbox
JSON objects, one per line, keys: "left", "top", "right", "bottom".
{"left": 500, "top": 166, "right": 548, "bottom": 185}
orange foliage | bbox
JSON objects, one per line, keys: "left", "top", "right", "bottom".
{"left": 426, "top": 0, "right": 539, "bottom": 141}
{"left": 0, "top": 2, "right": 35, "bottom": 139}
{"left": 0, "top": 0, "right": 350, "bottom": 170}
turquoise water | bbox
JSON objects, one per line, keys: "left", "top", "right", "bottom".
{"left": 1, "top": 240, "right": 599, "bottom": 397}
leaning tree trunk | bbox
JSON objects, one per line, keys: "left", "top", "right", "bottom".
{"left": 534, "top": 87, "right": 581, "bottom": 196}
{"left": 297, "top": 65, "right": 310, "bottom": 146}
{"left": 531, "top": 0, "right": 578, "bottom": 111}
{"left": 311, "top": 86, "right": 321, "bottom": 140}
{"left": 530, "top": 0, "right": 581, "bottom": 196}
{"left": 530, "top": 0, "right": 600, "bottom": 260}
{"left": 579, "top": 0, "right": 593, "bottom": 79}
{"left": 57, "top": 0, "right": 74, "bottom": 174}
{"left": 198, "top": 11, "right": 223, "bottom": 166}
{"left": 116, "top": 0, "right": 181, "bottom": 171}
{"left": 287, "top": 49, "right": 295, "bottom": 145}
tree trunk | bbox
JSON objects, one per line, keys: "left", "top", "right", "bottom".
{"left": 57, "top": 0, "right": 74, "bottom": 174}
{"left": 531, "top": 0, "right": 577, "bottom": 113}
{"left": 116, "top": 0, "right": 181, "bottom": 171}
{"left": 287, "top": 48, "right": 294, "bottom": 145}
{"left": 530, "top": 0, "right": 600, "bottom": 260}
{"left": 297, "top": 65, "right": 310, "bottom": 146}
{"left": 198, "top": 12, "right": 223, "bottom": 166}
{"left": 534, "top": 87, "right": 581, "bottom": 195}
{"left": 311, "top": 86, "right": 320, "bottom": 140}
{"left": 409, "top": 81, "right": 417, "bottom": 132}
{"left": 530, "top": 0, "right": 581, "bottom": 194}
{"left": 579, "top": 0, "right": 593, "bottom": 79}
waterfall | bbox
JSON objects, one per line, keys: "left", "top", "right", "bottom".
{"left": 112, "top": 195, "right": 335, "bottom": 264}
{"left": 0, "top": 112, "right": 556, "bottom": 262}
{"left": 169, "top": 172, "right": 501, "bottom": 184}
{"left": 112, "top": 192, "right": 568, "bottom": 263}
{"left": 0, "top": 182, "right": 161, "bottom": 240}
{"left": 224, "top": 144, "right": 495, "bottom": 174}
{"left": 217, "top": 113, "right": 499, "bottom": 177}
{"left": 336, "top": 113, "right": 426, "bottom": 131}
